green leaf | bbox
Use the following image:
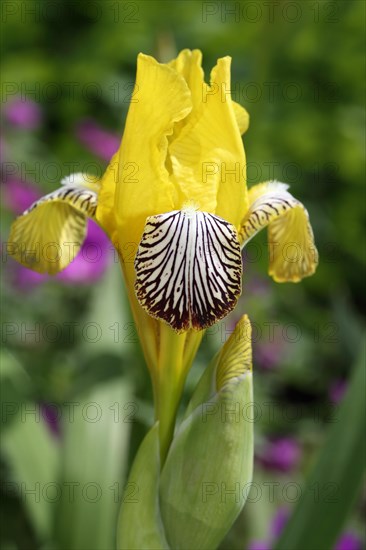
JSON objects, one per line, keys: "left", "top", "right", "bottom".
{"left": 274, "top": 343, "right": 366, "bottom": 550}
{"left": 1, "top": 402, "right": 59, "bottom": 541}
{"left": 0, "top": 350, "right": 31, "bottom": 430}
{"left": 117, "top": 423, "right": 170, "bottom": 550}
{"left": 55, "top": 378, "right": 133, "bottom": 550}
{"left": 80, "top": 260, "right": 133, "bottom": 358}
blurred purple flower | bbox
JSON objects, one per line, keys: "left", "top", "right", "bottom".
{"left": 3, "top": 97, "right": 42, "bottom": 130}
{"left": 334, "top": 532, "right": 363, "bottom": 550}
{"left": 254, "top": 323, "right": 286, "bottom": 370}
{"left": 41, "top": 403, "right": 61, "bottom": 437}
{"left": 245, "top": 274, "right": 270, "bottom": 297}
{"left": 329, "top": 379, "right": 347, "bottom": 403}
{"left": 2, "top": 178, "right": 41, "bottom": 215}
{"left": 248, "top": 507, "right": 362, "bottom": 550}
{"left": 254, "top": 341, "right": 283, "bottom": 370}
{"left": 270, "top": 507, "right": 290, "bottom": 538}
{"left": 14, "top": 267, "right": 48, "bottom": 289}
{"left": 256, "top": 437, "right": 301, "bottom": 472}
{"left": 247, "top": 508, "right": 290, "bottom": 550}
{"left": 247, "top": 542, "right": 270, "bottom": 550}
{"left": 76, "top": 119, "right": 120, "bottom": 161}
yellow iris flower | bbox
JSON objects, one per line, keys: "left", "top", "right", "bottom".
{"left": 8, "top": 49, "right": 318, "bottom": 458}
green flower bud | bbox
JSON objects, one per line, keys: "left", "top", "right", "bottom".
{"left": 159, "top": 315, "right": 254, "bottom": 550}
{"left": 118, "top": 315, "right": 253, "bottom": 550}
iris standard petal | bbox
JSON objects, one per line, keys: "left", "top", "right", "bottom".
{"left": 239, "top": 181, "right": 318, "bottom": 282}
{"left": 107, "top": 53, "right": 192, "bottom": 254}
{"left": 168, "top": 49, "right": 204, "bottom": 122}
{"left": 169, "top": 56, "right": 248, "bottom": 226}
{"left": 232, "top": 101, "right": 250, "bottom": 135}
{"left": 96, "top": 152, "right": 119, "bottom": 243}
{"left": 169, "top": 51, "right": 248, "bottom": 137}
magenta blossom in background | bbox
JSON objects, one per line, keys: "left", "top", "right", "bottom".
{"left": 329, "top": 379, "right": 348, "bottom": 403}
{"left": 41, "top": 404, "right": 61, "bottom": 437}
{"left": 14, "top": 267, "right": 48, "bottom": 288}
{"left": 3, "top": 97, "right": 42, "bottom": 130}
{"left": 335, "top": 532, "right": 363, "bottom": 550}
{"left": 248, "top": 507, "right": 363, "bottom": 550}
{"left": 254, "top": 339, "right": 284, "bottom": 370}
{"left": 256, "top": 437, "right": 301, "bottom": 473}
{"left": 254, "top": 323, "right": 286, "bottom": 370}
{"left": 2, "top": 178, "right": 41, "bottom": 215}
{"left": 245, "top": 274, "right": 271, "bottom": 297}
{"left": 269, "top": 507, "right": 290, "bottom": 539}
{"left": 248, "top": 508, "right": 290, "bottom": 550}
{"left": 76, "top": 119, "right": 120, "bottom": 161}
{"left": 247, "top": 542, "right": 270, "bottom": 550}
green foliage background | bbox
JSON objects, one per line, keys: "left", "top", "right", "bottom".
{"left": 1, "top": 1, "right": 365, "bottom": 549}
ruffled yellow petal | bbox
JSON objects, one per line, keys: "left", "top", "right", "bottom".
{"left": 168, "top": 49, "right": 204, "bottom": 123}
{"left": 110, "top": 53, "right": 192, "bottom": 255}
{"left": 239, "top": 181, "right": 318, "bottom": 282}
{"left": 168, "top": 55, "right": 248, "bottom": 227}
{"left": 233, "top": 101, "right": 250, "bottom": 135}
{"left": 8, "top": 176, "right": 99, "bottom": 275}
{"left": 96, "top": 152, "right": 119, "bottom": 243}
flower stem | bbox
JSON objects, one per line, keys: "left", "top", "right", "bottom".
{"left": 157, "top": 327, "right": 187, "bottom": 465}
